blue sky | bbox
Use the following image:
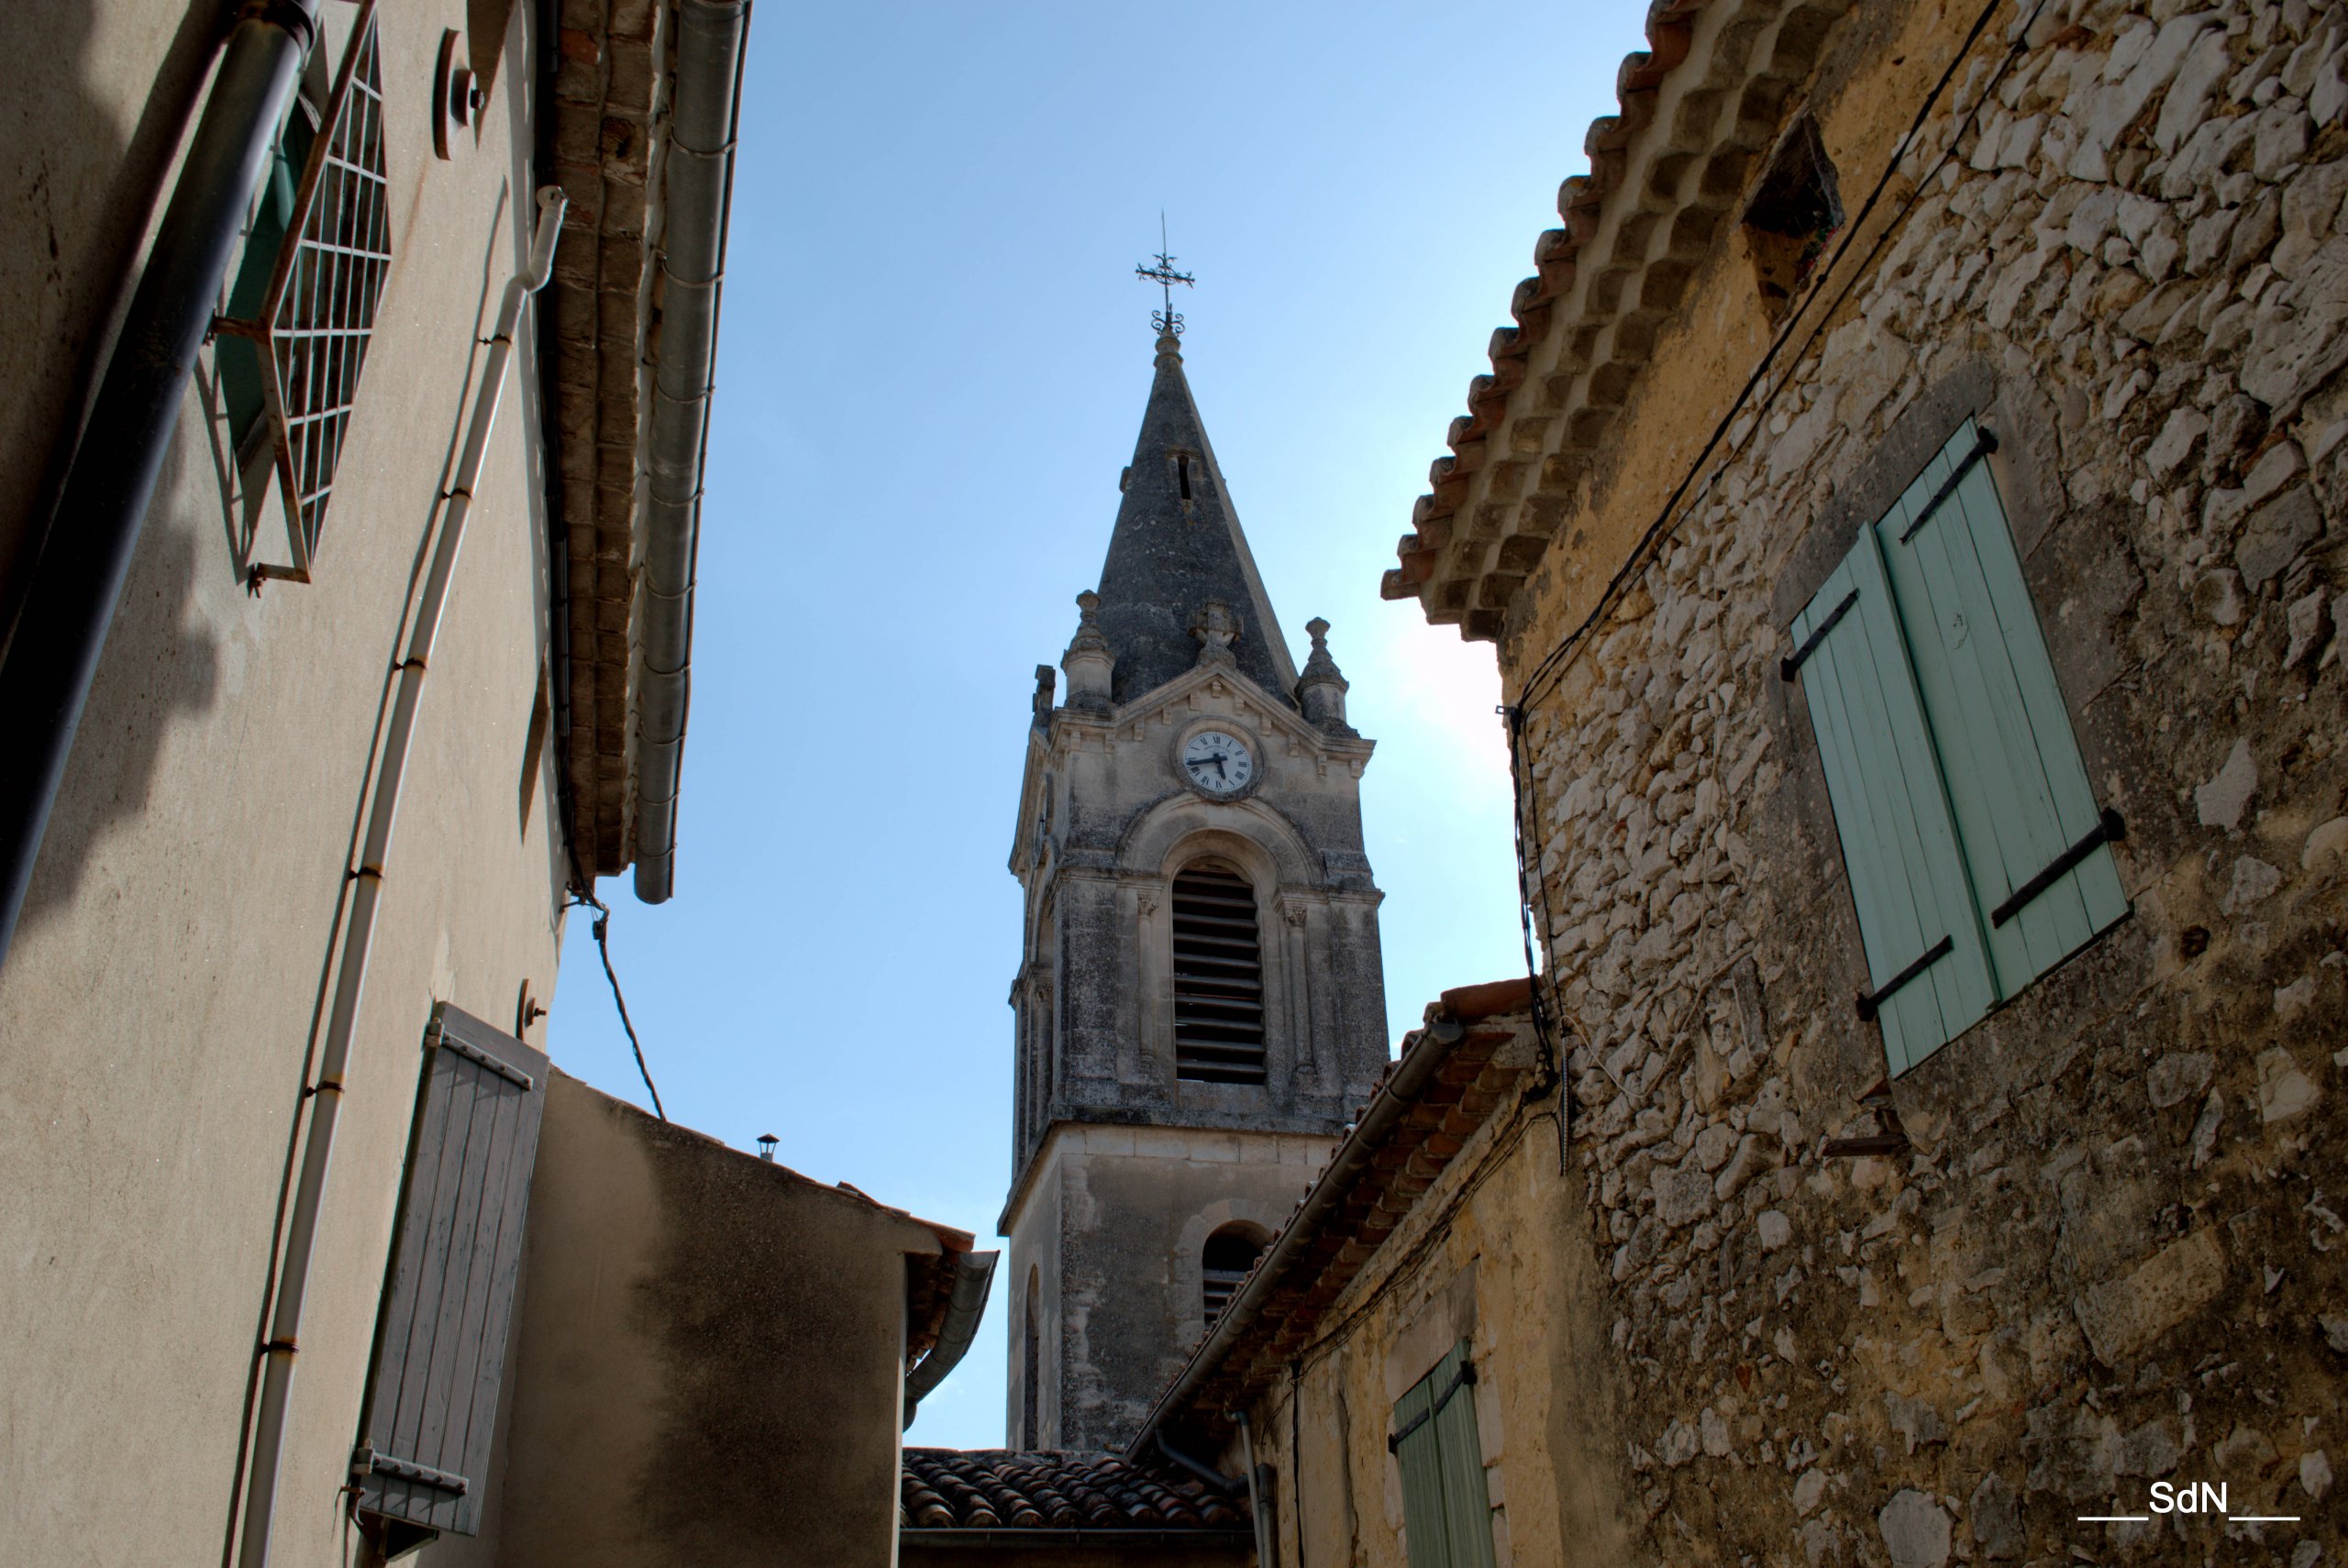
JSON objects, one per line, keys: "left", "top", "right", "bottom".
{"left": 550, "top": 1, "right": 1650, "bottom": 1448}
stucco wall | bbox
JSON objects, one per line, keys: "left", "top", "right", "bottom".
{"left": 1232, "top": 1082, "right": 1636, "bottom": 1568}
{"left": 1475, "top": 0, "right": 2348, "bottom": 1560}
{"left": 445, "top": 1073, "right": 947, "bottom": 1568}
{"left": 1008, "top": 1124, "right": 1335, "bottom": 1451}
{"left": 0, "top": 5, "right": 567, "bottom": 1564}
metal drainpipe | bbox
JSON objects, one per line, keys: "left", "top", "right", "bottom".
{"left": 234, "top": 187, "right": 568, "bottom": 1568}
{"left": 1235, "top": 1409, "right": 1278, "bottom": 1568}
{"left": 630, "top": 0, "right": 748, "bottom": 904}
{"left": 0, "top": 0, "right": 321, "bottom": 974}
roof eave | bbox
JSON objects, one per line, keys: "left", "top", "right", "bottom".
{"left": 1387, "top": 0, "right": 1855, "bottom": 642}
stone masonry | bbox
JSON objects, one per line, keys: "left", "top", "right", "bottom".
{"left": 1471, "top": 0, "right": 2348, "bottom": 1561}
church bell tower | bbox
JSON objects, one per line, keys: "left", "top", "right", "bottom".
{"left": 1001, "top": 321, "right": 1388, "bottom": 1451}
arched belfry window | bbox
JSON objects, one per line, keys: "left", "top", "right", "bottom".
{"left": 1202, "top": 1225, "right": 1268, "bottom": 1326}
{"left": 1170, "top": 862, "right": 1266, "bottom": 1085}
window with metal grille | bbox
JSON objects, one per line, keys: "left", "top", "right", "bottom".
{"left": 1201, "top": 1224, "right": 1266, "bottom": 1327}
{"left": 1170, "top": 863, "right": 1266, "bottom": 1085}
{"left": 216, "top": 0, "right": 392, "bottom": 586}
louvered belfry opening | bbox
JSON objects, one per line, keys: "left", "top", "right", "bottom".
{"left": 1202, "top": 1226, "right": 1266, "bottom": 1326}
{"left": 1171, "top": 862, "right": 1267, "bottom": 1085}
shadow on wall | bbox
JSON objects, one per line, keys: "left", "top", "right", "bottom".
{"left": 16, "top": 475, "right": 223, "bottom": 939}
{"left": 0, "top": 0, "right": 219, "bottom": 635}
{"left": 3, "top": 2, "right": 233, "bottom": 937}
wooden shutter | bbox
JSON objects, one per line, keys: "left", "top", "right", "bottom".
{"left": 1390, "top": 1342, "right": 1497, "bottom": 1568}
{"left": 1788, "top": 528, "right": 1997, "bottom": 1073}
{"left": 1876, "top": 419, "right": 2127, "bottom": 991}
{"left": 355, "top": 1003, "right": 548, "bottom": 1536}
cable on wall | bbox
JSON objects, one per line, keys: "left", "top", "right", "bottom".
{"left": 565, "top": 870, "right": 668, "bottom": 1121}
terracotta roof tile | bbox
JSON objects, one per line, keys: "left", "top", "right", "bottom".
{"left": 1382, "top": 0, "right": 1854, "bottom": 641}
{"left": 901, "top": 1451, "right": 1248, "bottom": 1532}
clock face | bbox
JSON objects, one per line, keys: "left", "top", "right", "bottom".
{"left": 1181, "top": 730, "right": 1255, "bottom": 796}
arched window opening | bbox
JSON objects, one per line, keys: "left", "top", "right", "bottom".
{"left": 1202, "top": 1225, "right": 1267, "bottom": 1326}
{"left": 1021, "top": 1270, "right": 1041, "bottom": 1448}
{"left": 1170, "top": 862, "right": 1266, "bottom": 1085}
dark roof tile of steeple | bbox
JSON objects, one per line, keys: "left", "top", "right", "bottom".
{"left": 1093, "top": 334, "right": 1298, "bottom": 709}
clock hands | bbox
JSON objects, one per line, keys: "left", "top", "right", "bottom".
{"left": 1185, "top": 736, "right": 1249, "bottom": 790}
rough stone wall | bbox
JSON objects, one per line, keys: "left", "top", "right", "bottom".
{"left": 1507, "top": 0, "right": 2348, "bottom": 1562}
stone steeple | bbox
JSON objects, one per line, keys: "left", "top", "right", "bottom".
{"left": 999, "top": 326, "right": 1390, "bottom": 1452}
{"left": 1092, "top": 333, "right": 1300, "bottom": 708}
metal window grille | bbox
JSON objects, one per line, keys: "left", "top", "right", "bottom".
{"left": 1171, "top": 864, "right": 1266, "bottom": 1085}
{"left": 217, "top": 0, "right": 392, "bottom": 585}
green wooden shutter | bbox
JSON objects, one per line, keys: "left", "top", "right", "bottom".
{"left": 355, "top": 1004, "right": 548, "bottom": 1537}
{"left": 1788, "top": 528, "right": 1997, "bottom": 1073}
{"left": 1390, "top": 1342, "right": 1496, "bottom": 1568}
{"left": 1876, "top": 419, "right": 2126, "bottom": 991}
{"left": 1429, "top": 1347, "right": 1499, "bottom": 1568}
{"left": 1392, "top": 1369, "right": 1451, "bottom": 1568}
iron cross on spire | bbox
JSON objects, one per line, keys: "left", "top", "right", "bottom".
{"left": 1135, "top": 214, "right": 1195, "bottom": 337}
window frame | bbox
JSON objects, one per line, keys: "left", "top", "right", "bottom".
{"left": 1200, "top": 1222, "right": 1268, "bottom": 1327}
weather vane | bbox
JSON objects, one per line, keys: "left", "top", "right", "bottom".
{"left": 1135, "top": 213, "right": 1194, "bottom": 337}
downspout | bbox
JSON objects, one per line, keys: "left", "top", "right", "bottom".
{"left": 235, "top": 187, "right": 569, "bottom": 1568}
{"left": 0, "top": 0, "right": 321, "bottom": 973}
{"left": 631, "top": 0, "right": 748, "bottom": 903}
{"left": 1155, "top": 1431, "right": 1248, "bottom": 1496}
{"left": 1235, "top": 1409, "right": 1279, "bottom": 1568}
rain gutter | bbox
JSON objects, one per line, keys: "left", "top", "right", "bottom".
{"left": 904, "top": 1249, "right": 999, "bottom": 1423}
{"left": 630, "top": 0, "right": 748, "bottom": 902}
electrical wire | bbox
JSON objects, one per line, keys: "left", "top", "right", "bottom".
{"left": 566, "top": 876, "right": 668, "bottom": 1121}
{"left": 1501, "top": 701, "right": 1572, "bottom": 1171}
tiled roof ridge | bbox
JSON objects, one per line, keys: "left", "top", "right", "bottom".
{"left": 900, "top": 1449, "right": 1246, "bottom": 1531}
{"left": 1381, "top": 0, "right": 1853, "bottom": 641}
